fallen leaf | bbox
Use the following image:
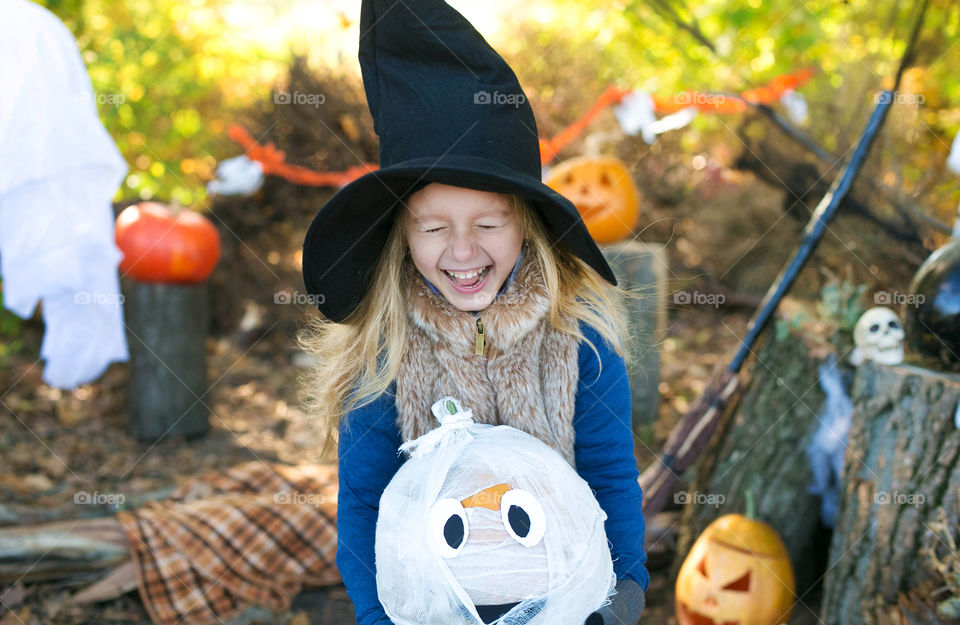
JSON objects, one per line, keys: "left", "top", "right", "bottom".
{"left": 0, "top": 473, "right": 54, "bottom": 494}
{"left": 56, "top": 399, "right": 88, "bottom": 426}
{"left": 39, "top": 455, "right": 67, "bottom": 479}
{"left": 338, "top": 114, "right": 360, "bottom": 142}
{"left": 0, "top": 607, "right": 29, "bottom": 625}
{"left": 22, "top": 473, "right": 54, "bottom": 491}
{"left": 0, "top": 582, "right": 25, "bottom": 610}
{"left": 290, "top": 612, "right": 310, "bottom": 625}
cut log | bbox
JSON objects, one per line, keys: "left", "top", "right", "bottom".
{"left": 674, "top": 326, "right": 833, "bottom": 595}
{"left": 123, "top": 279, "right": 210, "bottom": 442}
{"left": 0, "top": 488, "right": 177, "bottom": 528}
{"left": 601, "top": 241, "right": 667, "bottom": 428}
{"left": 821, "top": 362, "right": 960, "bottom": 625}
{"left": 0, "top": 518, "right": 129, "bottom": 582}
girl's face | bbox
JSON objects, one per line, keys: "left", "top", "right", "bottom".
{"left": 403, "top": 183, "right": 523, "bottom": 312}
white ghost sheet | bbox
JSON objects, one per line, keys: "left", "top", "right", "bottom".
{"left": 0, "top": 0, "right": 128, "bottom": 388}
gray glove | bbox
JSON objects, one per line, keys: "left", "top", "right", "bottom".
{"left": 584, "top": 578, "right": 645, "bottom": 625}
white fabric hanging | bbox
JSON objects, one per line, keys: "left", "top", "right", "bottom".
{"left": 805, "top": 354, "right": 853, "bottom": 528}
{"left": 780, "top": 89, "right": 809, "bottom": 126}
{"left": 613, "top": 90, "right": 698, "bottom": 145}
{"left": 207, "top": 154, "right": 265, "bottom": 197}
{"left": 947, "top": 131, "right": 960, "bottom": 176}
{"left": 0, "top": 0, "right": 129, "bottom": 389}
{"left": 613, "top": 90, "right": 657, "bottom": 139}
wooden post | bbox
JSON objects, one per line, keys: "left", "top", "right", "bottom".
{"left": 601, "top": 241, "right": 667, "bottom": 429}
{"left": 822, "top": 362, "right": 960, "bottom": 625}
{"left": 123, "top": 279, "right": 210, "bottom": 442}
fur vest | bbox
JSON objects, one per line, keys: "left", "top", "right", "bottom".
{"left": 395, "top": 249, "right": 581, "bottom": 466}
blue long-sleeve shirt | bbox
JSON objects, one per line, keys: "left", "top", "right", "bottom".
{"left": 336, "top": 320, "right": 649, "bottom": 625}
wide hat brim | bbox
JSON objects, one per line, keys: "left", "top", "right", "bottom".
{"left": 302, "top": 154, "right": 617, "bottom": 323}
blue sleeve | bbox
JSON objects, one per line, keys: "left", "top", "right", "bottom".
{"left": 572, "top": 321, "right": 650, "bottom": 592}
{"left": 337, "top": 384, "right": 404, "bottom": 625}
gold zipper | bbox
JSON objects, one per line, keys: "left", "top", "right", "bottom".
{"left": 474, "top": 317, "right": 485, "bottom": 355}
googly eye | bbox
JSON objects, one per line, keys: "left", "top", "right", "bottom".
{"left": 429, "top": 498, "right": 468, "bottom": 558}
{"left": 500, "top": 489, "right": 545, "bottom": 547}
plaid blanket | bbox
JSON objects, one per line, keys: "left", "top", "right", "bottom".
{"left": 116, "top": 462, "right": 341, "bottom": 625}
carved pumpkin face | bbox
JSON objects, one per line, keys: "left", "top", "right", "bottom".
{"left": 544, "top": 156, "right": 640, "bottom": 244}
{"left": 676, "top": 515, "right": 795, "bottom": 625}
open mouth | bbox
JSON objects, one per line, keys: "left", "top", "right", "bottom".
{"left": 475, "top": 601, "right": 520, "bottom": 624}
{"left": 443, "top": 265, "right": 491, "bottom": 293}
{"left": 677, "top": 601, "right": 738, "bottom": 625}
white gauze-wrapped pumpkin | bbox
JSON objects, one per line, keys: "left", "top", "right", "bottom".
{"left": 375, "top": 397, "right": 615, "bottom": 625}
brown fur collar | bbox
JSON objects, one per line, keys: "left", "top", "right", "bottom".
{"left": 395, "top": 248, "right": 580, "bottom": 466}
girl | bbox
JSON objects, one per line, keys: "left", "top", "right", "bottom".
{"left": 299, "top": 1, "right": 649, "bottom": 623}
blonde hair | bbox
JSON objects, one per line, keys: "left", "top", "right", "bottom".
{"left": 298, "top": 194, "right": 639, "bottom": 453}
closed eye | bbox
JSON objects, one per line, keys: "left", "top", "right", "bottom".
{"left": 421, "top": 225, "right": 497, "bottom": 232}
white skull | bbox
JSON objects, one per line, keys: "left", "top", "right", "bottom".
{"left": 851, "top": 307, "right": 905, "bottom": 366}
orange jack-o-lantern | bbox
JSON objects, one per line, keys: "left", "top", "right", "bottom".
{"left": 676, "top": 514, "right": 795, "bottom": 625}
{"left": 545, "top": 156, "right": 640, "bottom": 244}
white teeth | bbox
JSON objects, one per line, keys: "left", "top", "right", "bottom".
{"left": 445, "top": 267, "right": 487, "bottom": 280}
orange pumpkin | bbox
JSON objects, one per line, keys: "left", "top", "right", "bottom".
{"left": 544, "top": 156, "right": 640, "bottom": 244}
{"left": 116, "top": 202, "right": 221, "bottom": 283}
{"left": 676, "top": 514, "right": 795, "bottom": 625}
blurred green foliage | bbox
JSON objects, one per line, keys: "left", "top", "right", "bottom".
{"left": 35, "top": 0, "right": 960, "bottom": 221}
{"left": 0, "top": 292, "right": 24, "bottom": 362}
{"left": 510, "top": 0, "right": 960, "bottom": 229}
{"left": 817, "top": 280, "right": 867, "bottom": 332}
{"left": 516, "top": 0, "right": 959, "bottom": 126}
{"left": 38, "top": 0, "right": 288, "bottom": 206}
{"left": 775, "top": 312, "right": 810, "bottom": 342}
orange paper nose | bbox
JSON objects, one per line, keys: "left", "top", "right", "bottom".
{"left": 461, "top": 483, "right": 511, "bottom": 511}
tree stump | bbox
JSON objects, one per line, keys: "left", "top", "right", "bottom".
{"left": 675, "top": 325, "right": 834, "bottom": 596}
{"left": 601, "top": 241, "right": 667, "bottom": 429}
{"left": 123, "top": 279, "right": 210, "bottom": 442}
{"left": 821, "top": 362, "right": 960, "bottom": 625}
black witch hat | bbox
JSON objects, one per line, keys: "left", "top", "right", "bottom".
{"left": 302, "top": 0, "right": 616, "bottom": 322}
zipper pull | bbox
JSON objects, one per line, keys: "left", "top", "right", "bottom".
{"left": 474, "top": 317, "right": 485, "bottom": 355}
